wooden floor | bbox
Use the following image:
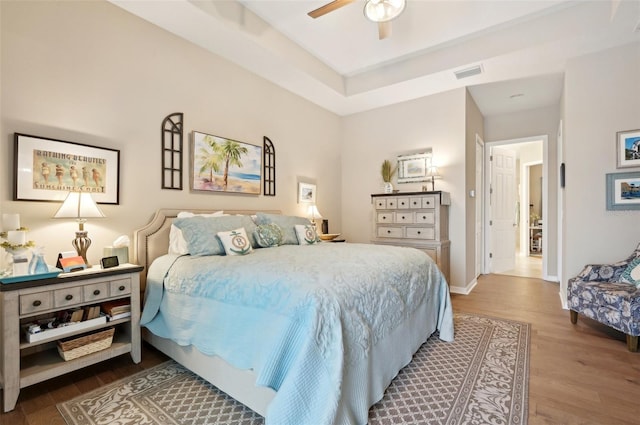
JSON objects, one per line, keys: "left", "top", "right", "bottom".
{"left": 2, "top": 274, "right": 639, "bottom": 424}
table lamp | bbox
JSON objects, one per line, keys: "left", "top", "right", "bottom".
{"left": 307, "top": 204, "right": 323, "bottom": 231}
{"left": 54, "top": 192, "right": 105, "bottom": 266}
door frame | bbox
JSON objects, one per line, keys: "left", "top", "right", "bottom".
{"left": 475, "top": 134, "right": 485, "bottom": 276}
{"left": 484, "top": 135, "right": 549, "bottom": 277}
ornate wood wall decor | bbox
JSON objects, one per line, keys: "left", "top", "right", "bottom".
{"left": 263, "top": 136, "right": 276, "bottom": 196}
{"left": 161, "top": 113, "right": 184, "bottom": 190}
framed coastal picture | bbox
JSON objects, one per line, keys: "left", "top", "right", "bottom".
{"left": 397, "top": 150, "right": 433, "bottom": 184}
{"left": 616, "top": 129, "right": 640, "bottom": 169}
{"left": 298, "top": 182, "right": 316, "bottom": 203}
{"left": 13, "top": 133, "right": 120, "bottom": 204}
{"left": 606, "top": 171, "right": 640, "bottom": 210}
{"left": 190, "top": 131, "right": 262, "bottom": 195}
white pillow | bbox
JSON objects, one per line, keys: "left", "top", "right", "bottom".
{"left": 294, "top": 224, "right": 320, "bottom": 245}
{"left": 217, "top": 227, "right": 253, "bottom": 256}
{"left": 168, "top": 211, "right": 224, "bottom": 255}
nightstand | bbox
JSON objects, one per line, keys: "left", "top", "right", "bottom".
{"left": 0, "top": 263, "right": 142, "bottom": 412}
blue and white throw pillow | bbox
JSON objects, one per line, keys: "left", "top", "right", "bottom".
{"left": 294, "top": 224, "right": 320, "bottom": 245}
{"left": 619, "top": 257, "right": 640, "bottom": 287}
{"left": 255, "top": 213, "right": 313, "bottom": 245}
{"left": 217, "top": 228, "right": 253, "bottom": 256}
{"left": 255, "top": 223, "right": 283, "bottom": 248}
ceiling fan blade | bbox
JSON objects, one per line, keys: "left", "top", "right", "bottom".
{"left": 308, "top": 0, "right": 356, "bottom": 19}
{"left": 378, "top": 21, "right": 391, "bottom": 40}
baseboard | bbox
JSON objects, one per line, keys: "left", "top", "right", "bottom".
{"left": 544, "top": 274, "right": 559, "bottom": 282}
{"left": 449, "top": 278, "right": 477, "bottom": 295}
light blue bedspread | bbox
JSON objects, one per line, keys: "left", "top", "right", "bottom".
{"left": 141, "top": 243, "right": 453, "bottom": 425}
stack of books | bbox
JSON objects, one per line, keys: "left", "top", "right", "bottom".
{"left": 101, "top": 299, "right": 131, "bottom": 321}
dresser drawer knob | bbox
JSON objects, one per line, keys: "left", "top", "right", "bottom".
{"left": 417, "top": 231, "right": 422, "bottom": 235}
{"left": 118, "top": 285, "right": 126, "bottom": 291}
{"left": 401, "top": 202, "right": 405, "bottom": 205}
{"left": 422, "top": 216, "right": 426, "bottom": 219}
{"left": 93, "top": 289, "right": 101, "bottom": 296}
{"left": 426, "top": 201, "right": 431, "bottom": 205}
{"left": 65, "top": 294, "right": 73, "bottom": 301}
{"left": 387, "top": 230, "right": 391, "bottom": 234}
{"left": 32, "top": 300, "right": 41, "bottom": 307}
{"left": 382, "top": 216, "right": 386, "bottom": 219}
{"left": 401, "top": 216, "right": 405, "bottom": 219}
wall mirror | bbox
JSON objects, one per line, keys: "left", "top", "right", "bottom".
{"left": 397, "top": 149, "right": 433, "bottom": 183}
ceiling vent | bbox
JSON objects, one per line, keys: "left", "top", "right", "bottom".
{"left": 454, "top": 64, "right": 483, "bottom": 80}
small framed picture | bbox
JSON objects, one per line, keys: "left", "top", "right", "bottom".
{"left": 298, "top": 182, "right": 316, "bottom": 203}
{"left": 616, "top": 129, "right": 640, "bottom": 169}
{"left": 397, "top": 151, "right": 433, "bottom": 184}
{"left": 606, "top": 171, "right": 640, "bottom": 210}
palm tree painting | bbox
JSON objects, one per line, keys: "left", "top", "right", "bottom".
{"left": 192, "top": 131, "right": 262, "bottom": 194}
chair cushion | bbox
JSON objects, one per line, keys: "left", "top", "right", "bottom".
{"left": 568, "top": 279, "right": 640, "bottom": 336}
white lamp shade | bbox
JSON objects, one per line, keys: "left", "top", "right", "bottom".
{"left": 364, "top": 0, "right": 406, "bottom": 23}
{"left": 54, "top": 192, "right": 105, "bottom": 219}
{"left": 426, "top": 166, "right": 440, "bottom": 178}
{"left": 307, "top": 204, "right": 323, "bottom": 220}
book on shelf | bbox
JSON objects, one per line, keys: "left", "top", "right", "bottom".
{"left": 107, "top": 311, "right": 132, "bottom": 321}
{"left": 101, "top": 299, "right": 131, "bottom": 316}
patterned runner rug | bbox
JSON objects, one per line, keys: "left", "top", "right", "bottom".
{"left": 58, "top": 313, "right": 530, "bottom": 425}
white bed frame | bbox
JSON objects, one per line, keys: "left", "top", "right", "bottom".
{"left": 133, "top": 208, "right": 281, "bottom": 415}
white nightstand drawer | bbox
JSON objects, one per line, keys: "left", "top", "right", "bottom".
{"left": 406, "top": 227, "right": 435, "bottom": 240}
{"left": 377, "top": 227, "right": 404, "bottom": 238}
{"left": 377, "top": 212, "right": 395, "bottom": 223}
{"left": 54, "top": 286, "right": 83, "bottom": 308}
{"left": 84, "top": 282, "right": 110, "bottom": 303}
{"left": 20, "top": 292, "right": 54, "bottom": 315}
{"left": 396, "top": 197, "right": 410, "bottom": 209}
{"left": 110, "top": 278, "right": 131, "bottom": 296}
{"left": 421, "top": 196, "right": 437, "bottom": 209}
{"left": 395, "top": 212, "right": 414, "bottom": 223}
{"left": 415, "top": 211, "right": 435, "bottom": 224}
{"left": 375, "top": 199, "right": 387, "bottom": 209}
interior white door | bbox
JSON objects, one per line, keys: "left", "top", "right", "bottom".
{"left": 490, "top": 146, "right": 517, "bottom": 273}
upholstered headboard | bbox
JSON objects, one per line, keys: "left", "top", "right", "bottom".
{"left": 133, "top": 208, "right": 281, "bottom": 289}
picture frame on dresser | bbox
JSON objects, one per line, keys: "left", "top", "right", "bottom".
{"left": 13, "top": 133, "right": 120, "bottom": 204}
{"left": 396, "top": 150, "right": 433, "bottom": 183}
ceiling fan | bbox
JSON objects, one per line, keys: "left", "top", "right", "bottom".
{"left": 308, "top": 0, "right": 406, "bottom": 40}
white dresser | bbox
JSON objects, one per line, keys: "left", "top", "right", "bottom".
{"left": 371, "top": 191, "right": 451, "bottom": 284}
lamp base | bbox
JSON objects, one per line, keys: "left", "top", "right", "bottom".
{"left": 72, "top": 230, "right": 91, "bottom": 267}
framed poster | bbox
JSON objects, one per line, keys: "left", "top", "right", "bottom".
{"left": 14, "top": 133, "right": 120, "bottom": 204}
{"left": 616, "top": 129, "right": 640, "bottom": 169}
{"left": 397, "top": 151, "right": 433, "bottom": 184}
{"left": 191, "top": 131, "right": 262, "bottom": 195}
{"left": 606, "top": 171, "right": 640, "bottom": 210}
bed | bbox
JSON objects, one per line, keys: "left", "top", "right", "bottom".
{"left": 134, "top": 208, "right": 453, "bottom": 425}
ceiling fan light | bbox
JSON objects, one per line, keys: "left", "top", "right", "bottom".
{"left": 364, "top": 0, "right": 406, "bottom": 23}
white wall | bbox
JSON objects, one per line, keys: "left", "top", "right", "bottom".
{"left": 1, "top": 1, "right": 342, "bottom": 266}
{"left": 341, "top": 88, "right": 468, "bottom": 288}
{"left": 562, "top": 41, "right": 640, "bottom": 290}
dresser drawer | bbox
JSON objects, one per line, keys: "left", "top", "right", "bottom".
{"left": 377, "top": 212, "right": 395, "bottom": 223}
{"left": 396, "top": 197, "right": 410, "bottom": 209}
{"left": 395, "top": 212, "right": 414, "bottom": 223}
{"left": 20, "top": 292, "right": 54, "bottom": 315}
{"left": 385, "top": 198, "right": 398, "bottom": 209}
{"left": 54, "top": 286, "right": 83, "bottom": 308}
{"left": 421, "top": 196, "right": 437, "bottom": 209}
{"left": 377, "top": 227, "right": 404, "bottom": 238}
{"left": 84, "top": 282, "right": 110, "bottom": 303}
{"left": 415, "top": 211, "right": 435, "bottom": 224}
{"left": 110, "top": 278, "right": 131, "bottom": 296}
{"left": 374, "top": 199, "right": 387, "bottom": 209}
{"left": 406, "top": 227, "right": 435, "bottom": 240}
{"left": 408, "top": 197, "right": 423, "bottom": 208}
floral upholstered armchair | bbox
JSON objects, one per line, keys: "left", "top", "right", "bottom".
{"left": 567, "top": 244, "right": 640, "bottom": 352}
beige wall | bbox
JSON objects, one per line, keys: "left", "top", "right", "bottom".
{"left": 1, "top": 1, "right": 342, "bottom": 266}
{"left": 464, "top": 90, "right": 484, "bottom": 285}
{"left": 562, "top": 41, "right": 640, "bottom": 294}
{"left": 342, "top": 88, "right": 469, "bottom": 289}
